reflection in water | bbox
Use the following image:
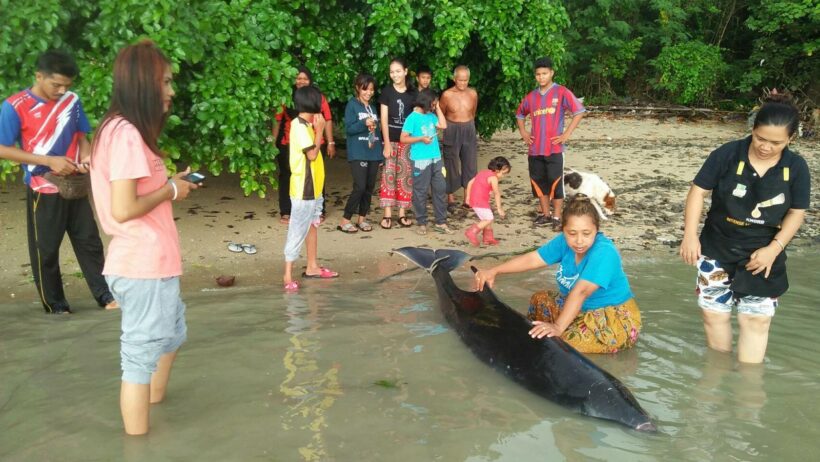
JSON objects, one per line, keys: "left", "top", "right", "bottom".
{"left": 280, "top": 293, "right": 342, "bottom": 461}
{"left": 1, "top": 255, "right": 819, "bottom": 460}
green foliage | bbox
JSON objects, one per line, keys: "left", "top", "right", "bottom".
{"left": 564, "top": 0, "right": 644, "bottom": 96}
{"left": 741, "top": 0, "right": 819, "bottom": 93}
{"left": 652, "top": 41, "right": 725, "bottom": 105}
{"left": 564, "top": 0, "right": 817, "bottom": 106}
{"left": 0, "top": 0, "right": 815, "bottom": 192}
{"left": 0, "top": 0, "right": 570, "bottom": 194}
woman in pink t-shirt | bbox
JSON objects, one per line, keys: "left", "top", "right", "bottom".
{"left": 90, "top": 40, "right": 198, "bottom": 436}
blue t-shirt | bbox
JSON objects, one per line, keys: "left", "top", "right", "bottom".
{"left": 401, "top": 111, "right": 441, "bottom": 161}
{"left": 536, "top": 233, "right": 633, "bottom": 311}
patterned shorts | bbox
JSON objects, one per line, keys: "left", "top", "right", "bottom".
{"left": 696, "top": 256, "right": 777, "bottom": 316}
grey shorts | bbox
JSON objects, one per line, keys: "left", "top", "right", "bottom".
{"left": 696, "top": 256, "right": 778, "bottom": 317}
{"left": 106, "top": 275, "right": 188, "bottom": 384}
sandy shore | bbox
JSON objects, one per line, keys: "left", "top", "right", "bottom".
{"left": 0, "top": 116, "right": 817, "bottom": 304}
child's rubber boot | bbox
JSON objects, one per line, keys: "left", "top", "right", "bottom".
{"left": 482, "top": 227, "right": 500, "bottom": 245}
{"left": 464, "top": 224, "right": 481, "bottom": 247}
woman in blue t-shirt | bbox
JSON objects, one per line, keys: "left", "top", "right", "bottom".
{"left": 475, "top": 195, "right": 641, "bottom": 353}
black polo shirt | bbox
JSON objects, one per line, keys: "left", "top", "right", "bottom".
{"left": 693, "top": 136, "right": 810, "bottom": 297}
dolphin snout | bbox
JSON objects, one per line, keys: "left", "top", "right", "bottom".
{"left": 635, "top": 421, "right": 657, "bottom": 432}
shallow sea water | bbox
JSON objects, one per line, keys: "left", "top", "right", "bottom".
{"left": 1, "top": 253, "right": 818, "bottom": 461}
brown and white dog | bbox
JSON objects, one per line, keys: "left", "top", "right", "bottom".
{"left": 563, "top": 169, "right": 616, "bottom": 220}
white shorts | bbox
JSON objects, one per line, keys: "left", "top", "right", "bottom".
{"left": 473, "top": 207, "right": 494, "bottom": 221}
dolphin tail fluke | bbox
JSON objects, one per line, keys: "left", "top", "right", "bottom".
{"left": 392, "top": 247, "right": 472, "bottom": 273}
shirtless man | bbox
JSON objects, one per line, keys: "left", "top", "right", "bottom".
{"left": 439, "top": 65, "right": 478, "bottom": 210}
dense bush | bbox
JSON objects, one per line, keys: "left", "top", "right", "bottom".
{"left": 652, "top": 41, "right": 726, "bottom": 105}
{"left": 563, "top": 0, "right": 818, "bottom": 106}
{"left": 0, "top": 0, "right": 816, "bottom": 192}
{"left": 0, "top": 0, "right": 570, "bottom": 195}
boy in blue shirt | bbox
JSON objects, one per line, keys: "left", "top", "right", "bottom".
{"left": 400, "top": 89, "right": 453, "bottom": 235}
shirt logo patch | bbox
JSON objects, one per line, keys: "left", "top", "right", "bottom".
{"left": 731, "top": 183, "right": 747, "bottom": 198}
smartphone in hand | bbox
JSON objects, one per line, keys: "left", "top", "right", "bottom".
{"left": 181, "top": 172, "right": 206, "bottom": 184}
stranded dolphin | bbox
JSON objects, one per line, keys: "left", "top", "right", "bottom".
{"left": 393, "top": 247, "right": 656, "bottom": 432}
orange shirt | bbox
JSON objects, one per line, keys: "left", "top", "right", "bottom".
{"left": 90, "top": 118, "right": 182, "bottom": 278}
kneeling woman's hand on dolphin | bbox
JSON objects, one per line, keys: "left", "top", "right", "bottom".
{"left": 474, "top": 251, "right": 547, "bottom": 292}
{"left": 474, "top": 268, "right": 497, "bottom": 291}
{"left": 529, "top": 320, "right": 565, "bottom": 339}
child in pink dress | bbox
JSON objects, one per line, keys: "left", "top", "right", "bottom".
{"left": 464, "top": 156, "right": 511, "bottom": 246}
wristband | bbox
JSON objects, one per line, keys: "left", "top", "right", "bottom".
{"left": 772, "top": 238, "right": 785, "bottom": 251}
{"left": 168, "top": 179, "right": 178, "bottom": 201}
{"left": 328, "top": 141, "right": 335, "bottom": 145}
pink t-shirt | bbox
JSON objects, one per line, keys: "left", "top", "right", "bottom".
{"left": 469, "top": 169, "right": 496, "bottom": 208}
{"left": 90, "top": 117, "right": 182, "bottom": 278}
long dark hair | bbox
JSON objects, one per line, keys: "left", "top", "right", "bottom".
{"left": 413, "top": 88, "right": 436, "bottom": 112}
{"left": 94, "top": 40, "right": 171, "bottom": 157}
{"left": 389, "top": 57, "right": 413, "bottom": 90}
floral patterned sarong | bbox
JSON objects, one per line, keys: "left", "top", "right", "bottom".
{"left": 527, "top": 290, "right": 642, "bottom": 354}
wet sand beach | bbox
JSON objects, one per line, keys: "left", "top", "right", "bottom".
{"left": 0, "top": 116, "right": 816, "bottom": 303}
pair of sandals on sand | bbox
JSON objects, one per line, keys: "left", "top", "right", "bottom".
{"left": 337, "top": 221, "right": 373, "bottom": 233}
{"left": 380, "top": 215, "right": 412, "bottom": 229}
{"left": 284, "top": 267, "right": 339, "bottom": 291}
{"left": 227, "top": 242, "right": 258, "bottom": 254}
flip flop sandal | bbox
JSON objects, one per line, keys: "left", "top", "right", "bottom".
{"left": 398, "top": 216, "right": 413, "bottom": 227}
{"left": 416, "top": 225, "right": 428, "bottom": 235}
{"left": 337, "top": 223, "right": 359, "bottom": 234}
{"left": 284, "top": 281, "right": 300, "bottom": 291}
{"left": 279, "top": 215, "right": 290, "bottom": 224}
{"left": 241, "top": 244, "right": 258, "bottom": 255}
{"left": 228, "top": 242, "right": 243, "bottom": 253}
{"left": 447, "top": 203, "right": 458, "bottom": 214}
{"left": 357, "top": 221, "right": 373, "bottom": 232}
{"left": 380, "top": 217, "right": 392, "bottom": 229}
{"left": 302, "top": 267, "right": 339, "bottom": 279}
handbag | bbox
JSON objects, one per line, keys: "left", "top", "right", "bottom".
{"left": 43, "top": 172, "right": 91, "bottom": 200}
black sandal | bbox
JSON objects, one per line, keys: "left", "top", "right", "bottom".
{"left": 380, "top": 217, "right": 392, "bottom": 229}
{"left": 398, "top": 216, "right": 412, "bottom": 228}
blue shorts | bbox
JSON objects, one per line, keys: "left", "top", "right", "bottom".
{"left": 696, "top": 257, "right": 778, "bottom": 317}
{"left": 106, "top": 276, "right": 188, "bottom": 384}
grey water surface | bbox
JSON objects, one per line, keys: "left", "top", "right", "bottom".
{"left": 1, "top": 253, "right": 818, "bottom": 461}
